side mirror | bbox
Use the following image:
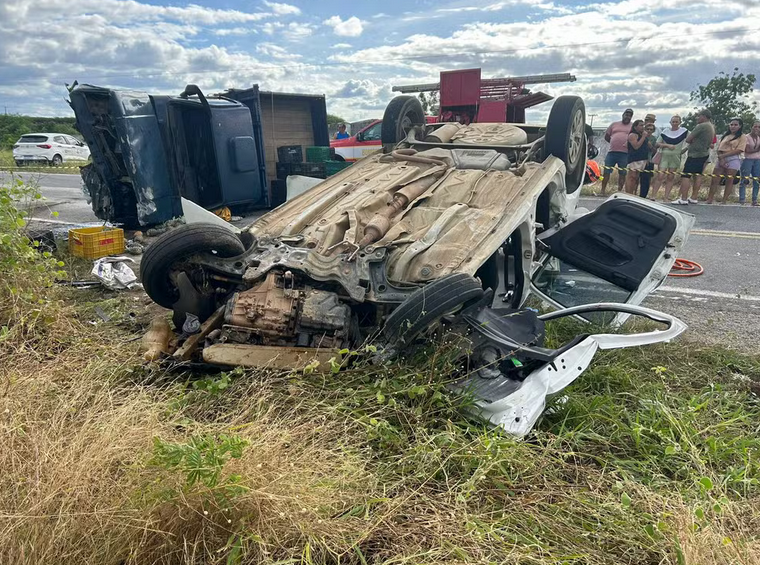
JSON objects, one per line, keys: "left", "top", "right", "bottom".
{"left": 356, "top": 132, "right": 364, "bottom": 142}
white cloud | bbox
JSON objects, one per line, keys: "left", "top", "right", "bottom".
{"left": 331, "top": 43, "right": 352, "bottom": 49}
{"left": 262, "top": 21, "right": 314, "bottom": 39}
{"left": 323, "top": 15, "right": 365, "bottom": 37}
{"left": 262, "top": 1, "right": 301, "bottom": 16}
{"left": 256, "top": 42, "right": 301, "bottom": 60}
{"left": 214, "top": 27, "right": 255, "bottom": 36}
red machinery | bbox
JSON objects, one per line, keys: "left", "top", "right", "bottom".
{"left": 392, "top": 68, "right": 576, "bottom": 125}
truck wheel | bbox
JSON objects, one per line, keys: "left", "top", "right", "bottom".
{"left": 545, "top": 96, "right": 586, "bottom": 194}
{"left": 141, "top": 223, "right": 245, "bottom": 309}
{"left": 381, "top": 95, "right": 425, "bottom": 145}
{"left": 383, "top": 273, "right": 484, "bottom": 346}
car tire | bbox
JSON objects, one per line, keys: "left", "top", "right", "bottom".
{"left": 383, "top": 273, "right": 484, "bottom": 346}
{"left": 51, "top": 154, "right": 63, "bottom": 166}
{"left": 15, "top": 160, "right": 23, "bottom": 167}
{"left": 545, "top": 95, "right": 586, "bottom": 194}
{"left": 333, "top": 154, "right": 346, "bottom": 162}
{"left": 381, "top": 95, "right": 425, "bottom": 145}
{"left": 141, "top": 223, "right": 245, "bottom": 309}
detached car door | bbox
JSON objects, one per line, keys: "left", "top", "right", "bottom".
{"left": 531, "top": 193, "right": 695, "bottom": 324}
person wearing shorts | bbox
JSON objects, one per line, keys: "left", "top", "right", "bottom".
{"left": 706, "top": 118, "right": 746, "bottom": 204}
{"left": 674, "top": 109, "right": 715, "bottom": 205}
{"left": 602, "top": 109, "right": 633, "bottom": 194}
{"left": 625, "top": 120, "right": 650, "bottom": 194}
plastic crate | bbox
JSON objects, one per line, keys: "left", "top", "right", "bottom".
{"left": 305, "top": 146, "right": 334, "bottom": 163}
{"left": 277, "top": 145, "right": 303, "bottom": 163}
{"left": 277, "top": 162, "right": 326, "bottom": 179}
{"left": 325, "top": 160, "right": 353, "bottom": 176}
{"left": 69, "top": 226, "right": 125, "bottom": 259}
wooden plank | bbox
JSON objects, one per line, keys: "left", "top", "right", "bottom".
{"left": 202, "top": 344, "right": 339, "bottom": 371}
{"left": 172, "top": 307, "right": 225, "bottom": 361}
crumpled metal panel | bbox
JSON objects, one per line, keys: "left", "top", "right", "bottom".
{"left": 245, "top": 151, "right": 564, "bottom": 285}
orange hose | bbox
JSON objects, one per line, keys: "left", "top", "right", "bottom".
{"left": 668, "top": 258, "right": 704, "bottom": 277}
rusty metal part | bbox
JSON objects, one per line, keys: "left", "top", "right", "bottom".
{"left": 357, "top": 171, "right": 443, "bottom": 248}
{"left": 300, "top": 290, "right": 351, "bottom": 332}
{"left": 173, "top": 307, "right": 225, "bottom": 361}
{"left": 389, "top": 148, "right": 449, "bottom": 167}
{"left": 243, "top": 243, "right": 389, "bottom": 302}
{"left": 202, "top": 343, "right": 339, "bottom": 371}
{"left": 424, "top": 123, "right": 462, "bottom": 143}
{"left": 225, "top": 272, "right": 299, "bottom": 340}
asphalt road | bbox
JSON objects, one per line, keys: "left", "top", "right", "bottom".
{"left": 6, "top": 170, "right": 760, "bottom": 350}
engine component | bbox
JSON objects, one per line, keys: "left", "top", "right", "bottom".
{"left": 224, "top": 272, "right": 298, "bottom": 341}
{"left": 299, "top": 290, "right": 351, "bottom": 333}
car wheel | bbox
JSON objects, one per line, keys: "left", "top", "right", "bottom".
{"left": 141, "top": 223, "right": 245, "bottom": 309}
{"left": 15, "top": 160, "right": 23, "bottom": 167}
{"left": 383, "top": 273, "right": 484, "bottom": 346}
{"left": 51, "top": 154, "right": 63, "bottom": 166}
{"left": 381, "top": 95, "right": 425, "bottom": 145}
{"left": 545, "top": 95, "right": 586, "bottom": 194}
{"left": 333, "top": 154, "right": 346, "bottom": 162}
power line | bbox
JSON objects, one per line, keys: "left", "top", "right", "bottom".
{"left": 6, "top": 25, "right": 759, "bottom": 85}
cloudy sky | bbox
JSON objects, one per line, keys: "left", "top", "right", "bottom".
{"left": 1, "top": 0, "right": 759, "bottom": 125}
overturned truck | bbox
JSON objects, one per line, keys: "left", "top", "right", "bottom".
{"left": 68, "top": 83, "right": 328, "bottom": 227}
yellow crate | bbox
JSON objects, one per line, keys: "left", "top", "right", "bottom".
{"left": 68, "top": 226, "right": 125, "bottom": 259}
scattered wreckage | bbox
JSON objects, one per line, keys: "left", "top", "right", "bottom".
{"left": 140, "top": 94, "right": 694, "bottom": 437}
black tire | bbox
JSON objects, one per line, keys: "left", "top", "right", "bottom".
{"left": 381, "top": 95, "right": 425, "bottom": 145}
{"left": 15, "top": 160, "right": 23, "bottom": 167}
{"left": 545, "top": 96, "right": 586, "bottom": 194}
{"left": 333, "top": 154, "right": 346, "bottom": 162}
{"left": 51, "top": 154, "right": 63, "bottom": 166}
{"left": 383, "top": 273, "right": 484, "bottom": 346}
{"left": 141, "top": 223, "right": 245, "bottom": 308}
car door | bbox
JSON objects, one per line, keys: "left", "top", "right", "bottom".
{"left": 53, "top": 136, "right": 70, "bottom": 160}
{"left": 354, "top": 121, "right": 383, "bottom": 160}
{"left": 67, "top": 136, "right": 86, "bottom": 159}
{"left": 531, "top": 193, "right": 695, "bottom": 324}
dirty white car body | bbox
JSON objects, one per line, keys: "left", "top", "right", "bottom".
{"left": 141, "top": 95, "right": 694, "bottom": 437}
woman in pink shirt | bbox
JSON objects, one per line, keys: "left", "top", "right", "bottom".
{"left": 739, "top": 121, "right": 760, "bottom": 206}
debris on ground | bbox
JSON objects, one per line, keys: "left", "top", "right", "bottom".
{"left": 91, "top": 256, "right": 141, "bottom": 290}
{"left": 142, "top": 316, "right": 174, "bottom": 361}
{"left": 125, "top": 240, "right": 144, "bottom": 255}
{"left": 145, "top": 218, "right": 185, "bottom": 237}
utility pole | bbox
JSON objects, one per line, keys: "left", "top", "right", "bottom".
{"left": 589, "top": 113, "right": 598, "bottom": 127}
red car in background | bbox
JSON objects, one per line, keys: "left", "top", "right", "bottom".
{"left": 330, "top": 120, "right": 382, "bottom": 162}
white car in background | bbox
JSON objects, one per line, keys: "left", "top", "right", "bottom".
{"left": 12, "top": 133, "right": 90, "bottom": 166}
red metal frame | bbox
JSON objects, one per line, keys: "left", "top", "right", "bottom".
{"left": 393, "top": 68, "right": 575, "bottom": 124}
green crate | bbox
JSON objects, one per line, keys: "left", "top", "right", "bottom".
{"left": 325, "top": 160, "right": 353, "bottom": 176}
{"left": 305, "top": 146, "right": 333, "bottom": 163}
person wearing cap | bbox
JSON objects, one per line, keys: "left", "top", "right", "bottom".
{"left": 335, "top": 123, "right": 349, "bottom": 140}
{"left": 673, "top": 109, "right": 715, "bottom": 205}
{"left": 601, "top": 109, "right": 634, "bottom": 195}
{"left": 638, "top": 114, "right": 659, "bottom": 198}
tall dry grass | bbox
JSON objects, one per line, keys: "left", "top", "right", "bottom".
{"left": 2, "top": 179, "right": 760, "bottom": 564}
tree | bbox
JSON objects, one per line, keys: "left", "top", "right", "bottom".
{"left": 417, "top": 92, "right": 439, "bottom": 115}
{"left": 683, "top": 68, "right": 757, "bottom": 134}
{"left": 327, "top": 113, "right": 347, "bottom": 127}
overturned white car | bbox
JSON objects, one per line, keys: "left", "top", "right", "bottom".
{"left": 140, "top": 94, "right": 694, "bottom": 436}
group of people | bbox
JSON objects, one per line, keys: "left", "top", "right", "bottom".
{"left": 599, "top": 109, "right": 760, "bottom": 205}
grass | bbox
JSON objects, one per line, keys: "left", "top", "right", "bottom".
{"left": 2, "top": 181, "right": 760, "bottom": 564}
{"left": 1, "top": 148, "right": 87, "bottom": 175}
